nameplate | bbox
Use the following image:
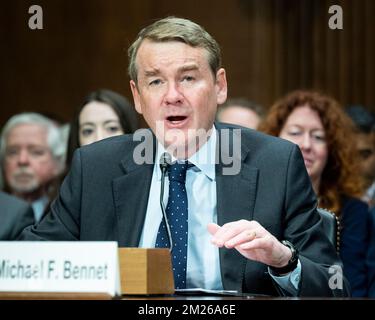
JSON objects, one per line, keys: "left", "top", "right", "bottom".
{"left": 0, "top": 242, "right": 121, "bottom": 297}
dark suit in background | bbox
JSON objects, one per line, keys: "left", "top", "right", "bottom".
{"left": 20, "top": 124, "right": 349, "bottom": 296}
{"left": 367, "top": 207, "right": 375, "bottom": 297}
{"left": 0, "top": 191, "right": 34, "bottom": 240}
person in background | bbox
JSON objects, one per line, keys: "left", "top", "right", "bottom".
{"left": 345, "top": 106, "right": 375, "bottom": 298}
{"left": 0, "top": 113, "right": 65, "bottom": 223}
{"left": 0, "top": 190, "right": 34, "bottom": 240}
{"left": 346, "top": 105, "right": 375, "bottom": 209}
{"left": 216, "top": 98, "right": 265, "bottom": 129}
{"left": 367, "top": 207, "right": 375, "bottom": 297}
{"left": 260, "top": 90, "right": 371, "bottom": 297}
{"left": 66, "top": 89, "right": 139, "bottom": 168}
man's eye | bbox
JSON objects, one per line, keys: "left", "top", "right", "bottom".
{"left": 149, "top": 79, "right": 162, "bottom": 86}
{"left": 5, "top": 149, "right": 19, "bottom": 157}
{"left": 29, "top": 149, "right": 46, "bottom": 157}
{"left": 182, "top": 76, "right": 194, "bottom": 82}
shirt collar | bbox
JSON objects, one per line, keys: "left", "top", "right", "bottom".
{"left": 31, "top": 195, "right": 49, "bottom": 222}
{"left": 155, "top": 125, "right": 217, "bottom": 181}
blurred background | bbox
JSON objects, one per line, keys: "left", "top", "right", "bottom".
{"left": 0, "top": 0, "right": 374, "bottom": 127}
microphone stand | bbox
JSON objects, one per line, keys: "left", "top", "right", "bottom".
{"left": 117, "top": 152, "right": 175, "bottom": 295}
{"left": 160, "top": 153, "right": 173, "bottom": 252}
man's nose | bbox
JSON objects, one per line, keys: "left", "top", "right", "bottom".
{"left": 164, "top": 82, "right": 183, "bottom": 105}
{"left": 17, "top": 149, "right": 30, "bottom": 165}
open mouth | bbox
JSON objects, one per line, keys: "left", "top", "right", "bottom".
{"left": 167, "top": 116, "right": 187, "bottom": 124}
{"left": 166, "top": 115, "right": 188, "bottom": 125}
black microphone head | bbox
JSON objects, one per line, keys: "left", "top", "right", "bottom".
{"left": 160, "top": 152, "right": 172, "bottom": 171}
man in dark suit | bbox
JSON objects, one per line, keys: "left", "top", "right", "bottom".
{"left": 20, "top": 17, "right": 349, "bottom": 296}
{"left": 0, "top": 191, "right": 34, "bottom": 240}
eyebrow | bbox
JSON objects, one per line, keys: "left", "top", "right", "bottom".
{"left": 103, "top": 120, "right": 120, "bottom": 126}
{"left": 287, "top": 125, "right": 325, "bottom": 132}
{"left": 144, "top": 69, "right": 160, "bottom": 77}
{"left": 80, "top": 120, "right": 120, "bottom": 128}
{"left": 178, "top": 64, "right": 199, "bottom": 73}
{"left": 143, "top": 64, "right": 199, "bottom": 78}
{"left": 7, "top": 144, "right": 46, "bottom": 149}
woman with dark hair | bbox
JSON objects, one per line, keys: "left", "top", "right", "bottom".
{"left": 66, "top": 89, "right": 139, "bottom": 167}
{"left": 260, "top": 89, "right": 372, "bottom": 297}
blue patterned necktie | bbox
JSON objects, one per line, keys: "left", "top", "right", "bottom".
{"left": 155, "top": 161, "right": 190, "bottom": 289}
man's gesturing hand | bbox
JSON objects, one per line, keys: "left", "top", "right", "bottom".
{"left": 207, "top": 220, "right": 292, "bottom": 268}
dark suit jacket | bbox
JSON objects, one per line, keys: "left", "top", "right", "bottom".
{"left": 340, "top": 197, "right": 371, "bottom": 297}
{"left": 20, "top": 124, "right": 350, "bottom": 296}
{"left": 0, "top": 191, "right": 35, "bottom": 240}
{"left": 367, "top": 207, "right": 375, "bottom": 298}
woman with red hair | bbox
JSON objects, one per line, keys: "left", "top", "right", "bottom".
{"left": 260, "top": 90, "right": 372, "bottom": 297}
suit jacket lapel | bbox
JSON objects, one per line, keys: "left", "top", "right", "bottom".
{"left": 112, "top": 132, "right": 156, "bottom": 247}
{"left": 215, "top": 125, "right": 259, "bottom": 291}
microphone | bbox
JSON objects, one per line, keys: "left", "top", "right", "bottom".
{"left": 159, "top": 152, "right": 173, "bottom": 252}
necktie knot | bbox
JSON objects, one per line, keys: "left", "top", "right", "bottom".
{"left": 168, "top": 162, "right": 190, "bottom": 183}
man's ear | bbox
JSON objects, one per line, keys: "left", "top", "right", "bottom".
{"left": 130, "top": 80, "right": 143, "bottom": 115}
{"left": 215, "top": 68, "right": 227, "bottom": 105}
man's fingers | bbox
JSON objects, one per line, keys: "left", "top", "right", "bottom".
{"left": 239, "top": 237, "right": 268, "bottom": 250}
{"left": 208, "top": 223, "right": 227, "bottom": 247}
{"left": 209, "top": 221, "right": 262, "bottom": 248}
{"left": 207, "top": 222, "right": 220, "bottom": 236}
{"left": 224, "top": 230, "right": 257, "bottom": 248}
{"left": 210, "top": 222, "right": 245, "bottom": 247}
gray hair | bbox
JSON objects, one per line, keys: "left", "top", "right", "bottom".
{"left": 217, "top": 98, "right": 266, "bottom": 120}
{"left": 128, "top": 16, "right": 222, "bottom": 83}
{"left": 0, "top": 112, "right": 66, "bottom": 174}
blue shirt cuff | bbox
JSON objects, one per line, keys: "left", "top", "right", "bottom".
{"left": 268, "top": 260, "right": 301, "bottom": 295}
